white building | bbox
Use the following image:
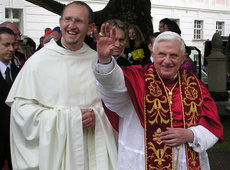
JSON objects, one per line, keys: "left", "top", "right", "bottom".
{"left": 1, "top": 0, "right": 230, "bottom": 55}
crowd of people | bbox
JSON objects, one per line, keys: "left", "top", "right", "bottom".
{"left": 0, "top": 1, "right": 224, "bottom": 170}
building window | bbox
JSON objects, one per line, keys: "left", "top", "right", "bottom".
{"left": 5, "top": 8, "right": 23, "bottom": 32}
{"left": 216, "top": 21, "right": 224, "bottom": 36}
{"left": 194, "top": 20, "right": 203, "bottom": 40}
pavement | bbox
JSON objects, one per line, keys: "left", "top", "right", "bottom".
{"left": 208, "top": 151, "right": 230, "bottom": 170}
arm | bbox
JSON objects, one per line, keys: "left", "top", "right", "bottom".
{"left": 160, "top": 125, "right": 218, "bottom": 152}
{"left": 92, "top": 24, "right": 132, "bottom": 115}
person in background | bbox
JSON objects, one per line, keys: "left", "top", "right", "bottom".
{"left": 6, "top": 1, "right": 117, "bottom": 170}
{"left": 182, "top": 46, "right": 197, "bottom": 75}
{"left": 163, "top": 20, "right": 181, "bottom": 35}
{"left": 141, "top": 31, "right": 161, "bottom": 66}
{"left": 84, "top": 25, "right": 97, "bottom": 50}
{"left": 124, "top": 24, "right": 150, "bottom": 65}
{"left": 0, "top": 27, "right": 20, "bottom": 170}
{"left": 103, "top": 19, "right": 131, "bottom": 67}
{"left": 22, "top": 37, "right": 36, "bottom": 59}
{"left": 44, "top": 27, "right": 51, "bottom": 34}
{"left": 158, "top": 18, "right": 171, "bottom": 32}
{"left": 43, "top": 28, "right": 61, "bottom": 45}
{"left": 36, "top": 36, "right": 44, "bottom": 51}
{"left": 0, "top": 22, "right": 26, "bottom": 68}
{"left": 92, "top": 27, "right": 223, "bottom": 170}
{"left": 53, "top": 26, "right": 62, "bottom": 35}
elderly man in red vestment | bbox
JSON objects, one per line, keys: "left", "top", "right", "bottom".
{"left": 92, "top": 24, "right": 223, "bottom": 170}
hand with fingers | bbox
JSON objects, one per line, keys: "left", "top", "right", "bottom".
{"left": 160, "top": 127, "right": 194, "bottom": 147}
{"left": 94, "top": 23, "right": 116, "bottom": 64}
{"left": 81, "top": 109, "right": 95, "bottom": 130}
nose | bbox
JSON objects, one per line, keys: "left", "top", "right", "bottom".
{"left": 163, "top": 55, "right": 171, "bottom": 64}
{"left": 114, "top": 40, "right": 120, "bottom": 47}
{"left": 9, "top": 44, "right": 15, "bottom": 52}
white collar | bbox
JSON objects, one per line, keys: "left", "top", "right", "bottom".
{"left": 0, "top": 61, "right": 11, "bottom": 77}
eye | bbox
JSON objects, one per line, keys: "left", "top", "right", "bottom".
{"left": 158, "top": 52, "right": 166, "bottom": 57}
{"left": 119, "top": 39, "right": 125, "bottom": 43}
{"left": 170, "top": 54, "right": 178, "bottom": 59}
{"left": 64, "top": 17, "right": 72, "bottom": 22}
{"left": 75, "top": 19, "right": 83, "bottom": 24}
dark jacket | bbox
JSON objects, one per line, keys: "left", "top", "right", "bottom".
{"left": 0, "top": 63, "right": 20, "bottom": 169}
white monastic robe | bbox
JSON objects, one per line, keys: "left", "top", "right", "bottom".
{"left": 6, "top": 40, "right": 117, "bottom": 170}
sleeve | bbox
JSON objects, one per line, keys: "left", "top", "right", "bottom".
{"left": 92, "top": 58, "right": 132, "bottom": 117}
{"left": 198, "top": 81, "right": 224, "bottom": 142}
{"left": 188, "top": 125, "right": 218, "bottom": 152}
{"left": 10, "top": 97, "right": 85, "bottom": 170}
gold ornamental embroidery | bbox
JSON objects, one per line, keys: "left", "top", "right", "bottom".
{"left": 147, "top": 142, "right": 172, "bottom": 169}
{"left": 186, "top": 146, "right": 201, "bottom": 170}
{"left": 182, "top": 70, "right": 202, "bottom": 127}
{"left": 184, "top": 101, "right": 202, "bottom": 127}
{"left": 148, "top": 81, "right": 162, "bottom": 97}
{"left": 145, "top": 96, "right": 170, "bottom": 125}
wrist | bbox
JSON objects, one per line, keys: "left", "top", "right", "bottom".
{"left": 98, "top": 57, "right": 112, "bottom": 64}
{"left": 187, "top": 129, "right": 194, "bottom": 143}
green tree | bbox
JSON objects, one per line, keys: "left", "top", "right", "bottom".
{"left": 25, "top": 0, "right": 153, "bottom": 40}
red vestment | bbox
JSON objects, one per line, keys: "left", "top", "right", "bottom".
{"left": 103, "top": 63, "right": 223, "bottom": 139}
{"left": 121, "top": 64, "right": 223, "bottom": 141}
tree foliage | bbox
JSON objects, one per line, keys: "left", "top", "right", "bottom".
{"left": 25, "top": 0, "right": 153, "bottom": 40}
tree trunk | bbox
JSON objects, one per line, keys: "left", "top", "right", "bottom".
{"left": 25, "top": 0, "right": 153, "bottom": 40}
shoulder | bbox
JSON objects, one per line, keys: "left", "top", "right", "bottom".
{"left": 122, "top": 64, "right": 145, "bottom": 79}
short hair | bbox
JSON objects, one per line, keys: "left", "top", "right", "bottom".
{"left": 61, "top": 1, "right": 94, "bottom": 24}
{"left": 104, "top": 19, "right": 127, "bottom": 38}
{"left": 153, "top": 31, "right": 186, "bottom": 54}
{"left": 0, "top": 27, "right": 15, "bottom": 40}
{"left": 159, "top": 18, "right": 171, "bottom": 25}
{"left": 0, "top": 22, "right": 13, "bottom": 28}
{"left": 164, "top": 20, "right": 181, "bottom": 35}
{"left": 44, "top": 27, "right": 51, "bottom": 33}
{"left": 148, "top": 32, "right": 161, "bottom": 44}
{"left": 24, "top": 37, "right": 36, "bottom": 51}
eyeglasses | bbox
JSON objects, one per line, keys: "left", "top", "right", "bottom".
{"left": 62, "top": 17, "right": 89, "bottom": 26}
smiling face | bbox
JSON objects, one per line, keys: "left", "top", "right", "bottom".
{"left": 0, "top": 33, "right": 15, "bottom": 65}
{"left": 153, "top": 40, "right": 186, "bottom": 79}
{"left": 59, "top": 3, "right": 93, "bottom": 51}
{"left": 128, "top": 28, "right": 136, "bottom": 40}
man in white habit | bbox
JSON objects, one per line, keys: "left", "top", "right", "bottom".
{"left": 6, "top": 1, "right": 117, "bottom": 170}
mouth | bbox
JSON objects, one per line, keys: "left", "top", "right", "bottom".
{"left": 67, "top": 30, "right": 78, "bottom": 36}
{"left": 113, "top": 49, "right": 121, "bottom": 52}
{"left": 161, "top": 65, "right": 175, "bottom": 71}
{"left": 6, "top": 54, "right": 14, "bottom": 58}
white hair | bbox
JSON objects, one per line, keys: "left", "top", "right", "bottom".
{"left": 152, "top": 31, "right": 186, "bottom": 54}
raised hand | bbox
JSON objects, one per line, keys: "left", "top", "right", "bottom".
{"left": 94, "top": 23, "right": 116, "bottom": 64}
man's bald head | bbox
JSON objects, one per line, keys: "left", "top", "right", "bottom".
{"left": 0, "top": 22, "right": 21, "bottom": 50}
